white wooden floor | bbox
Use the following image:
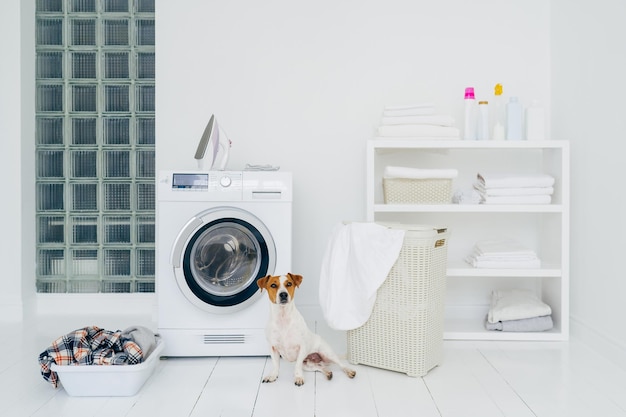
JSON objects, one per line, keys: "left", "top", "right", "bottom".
{"left": 2, "top": 313, "right": 626, "bottom": 417}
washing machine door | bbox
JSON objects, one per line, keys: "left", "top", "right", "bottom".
{"left": 171, "top": 207, "right": 276, "bottom": 313}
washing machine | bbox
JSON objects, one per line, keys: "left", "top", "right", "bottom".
{"left": 157, "top": 170, "right": 292, "bottom": 357}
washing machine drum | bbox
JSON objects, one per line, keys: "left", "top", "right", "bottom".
{"left": 173, "top": 208, "right": 276, "bottom": 313}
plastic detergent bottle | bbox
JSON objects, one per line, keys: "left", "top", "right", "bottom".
{"left": 525, "top": 99, "right": 545, "bottom": 140}
{"left": 463, "top": 87, "right": 477, "bottom": 140}
{"left": 506, "top": 96, "right": 523, "bottom": 140}
{"left": 492, "top": 83, "right": 505, "bottom": 140}
{"left": 477, "top": 100, "right": 489, "bottom": 140}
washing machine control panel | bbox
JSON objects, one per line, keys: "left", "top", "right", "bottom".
{"left": 160, "top": 171, "right": 244, "bottom": 201}
{"left": 172, "top": 173, "right": 210, "bottom": 190}
{"left": 170, "top": 173, "right": 242, "bottom": 190}
{"left": 158, "top": 170, "right": 292, "bottom": 203}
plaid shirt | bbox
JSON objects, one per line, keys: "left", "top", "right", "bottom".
{"left": 38, "top": 326, "right": 144, "bottom": 388}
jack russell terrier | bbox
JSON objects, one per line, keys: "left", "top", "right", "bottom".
{"left": 256, "top": 273, "right": 357, "bottom": 386}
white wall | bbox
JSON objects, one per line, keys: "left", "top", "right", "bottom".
{"left": 0, "top": 0, "right": 35, "bottom": 321}
{"left": 156, "top": 0, "right": 551, "bottom": 308}
{"left": 552, "top": 0, "right": 626, "bottom": 369}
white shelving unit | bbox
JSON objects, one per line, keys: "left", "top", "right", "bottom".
{"left": 367, "top": 139, "right": 570, "bottom": 341}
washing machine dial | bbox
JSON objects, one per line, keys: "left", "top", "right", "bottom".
{"left": 219, "top": 175, "right": 232, "bottom": 188}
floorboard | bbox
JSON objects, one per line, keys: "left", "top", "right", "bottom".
{"left": 366, "top": 366, "right": 441, "bottom": 417}
{"left": 190, "top": 357, "right": 266, "bottom": 417}
{"left": 481, "top": 342, "right": 626, "bottom": 417}
{"left": 424, "top": 345, "right": 511, "bottom": 417}
{"left": 124, "top": 357, "right": 217, "bottom": 417}
{"left": 254, "top": 360, "right": 316, "bottom": 417}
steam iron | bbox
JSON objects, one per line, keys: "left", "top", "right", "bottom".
{"left": 194, "top": 114, "right": 231, "bottom": 170}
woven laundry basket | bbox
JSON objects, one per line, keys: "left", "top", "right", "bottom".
{"left": 347, "top": 224, "right": 449, "bottom": 377}
{"left": 383, "top": 177, "right": 452, "bottom": 204}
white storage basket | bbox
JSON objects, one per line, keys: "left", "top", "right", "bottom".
{"left": 383, "top": 177, "right": 452, "bottom": 204}
{"left": 347, "top": 225, "right": 448, "bottom": 377}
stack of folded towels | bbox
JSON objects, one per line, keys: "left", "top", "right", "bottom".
{"left": 377, "top": 103, "right": 460, "bottom": 139}
{"left": 486, "top": 289, "right": 553, "bottom": 332}
{"left": 474, "top": 172, "right": 555, "bottom": 204}
{"left": 465, "top": 238, "right": 540, "bottom": 269}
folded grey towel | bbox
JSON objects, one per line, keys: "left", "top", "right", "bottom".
{"left": 122, "top": 326, "right": 158, "bottom": 358}
{"left": 485, "top": 315, "right": 553, "bottom": 332}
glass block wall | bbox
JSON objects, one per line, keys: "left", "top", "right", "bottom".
{"left": 35, "top": 0, "right": 155, "bottom": 293}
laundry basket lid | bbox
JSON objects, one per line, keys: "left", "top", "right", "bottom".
{"left": 376, "top": 222, "right": 447, "bottom": 237}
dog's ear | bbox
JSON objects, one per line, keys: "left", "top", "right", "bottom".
{"left": 256, "top": 275, "right": 271, "bottom": 291}
{"left": 287, "top": 273, "right": 303, "bottom": 287}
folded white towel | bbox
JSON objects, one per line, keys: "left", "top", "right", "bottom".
{"left": 488, "top": 289, "right": 552, "bottom": 324}
{"left": 318, "top": 222, "right": 406, "bottom": 330}
{"left": 481, "top": 195, "right": 552, "bottom": 205}
{"left": 471, "top": 251, "right": 538, "bottom": 261}
{"left": 380, "top": 114, "right": 455, "bottom": 127}
{"left": 378, "top": 124, "right": 460, "bottom": 138}
{"left": 382, "top": 104, "right": 436, "bottom": 117}
{"left": 485, "top": 315, "right": 553, "bottom": 332}
{"left": 474, "top": 183, "right": 554, "bottom": 196}
{"left": 466, "top": 258, "right": 541, "bottom": 268}
{"left": 384, "top": 103, "right": 435, "bottom": 111}
{"left": 477, "top": 173, "right": 555, "bottom": 189}
{"left": 474, "top": 238, "right": 537, "bottom": 257}
{"left": 383, "top": 166, "right": 458, "bottom": 179}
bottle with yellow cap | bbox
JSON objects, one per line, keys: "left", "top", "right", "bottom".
{"left": 492, "top": 83, "right": 505, "bottom": 140}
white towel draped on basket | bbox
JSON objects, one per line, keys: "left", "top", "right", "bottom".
{"left": 319, "top": 222, "right": 405, "bottom": 331}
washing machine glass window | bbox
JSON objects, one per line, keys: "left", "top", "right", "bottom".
{"left": 182, "top": 218, "right": 270, "bottom": 307}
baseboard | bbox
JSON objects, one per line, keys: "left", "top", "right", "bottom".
{"left": 570, "top": 315, "right": 626, "bottom": 372}
{"left": 36, "top": 293, "right": 157, "bottom": 321}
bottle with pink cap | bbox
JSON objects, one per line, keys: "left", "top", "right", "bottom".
{"left": 463, "top": 87, "right": 477, "bottom": 140}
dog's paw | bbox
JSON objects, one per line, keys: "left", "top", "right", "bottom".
{"left": 345, "top": 368, "right": 356, "bottom": 379}
{"left": 262, "top": 375, "right": 278, "bottom": 383}
{"left": 294, "top": 377, "right": 305, "bottom": 386}
{"left": 325, "top": 371, "right": 333, "bottom": 380}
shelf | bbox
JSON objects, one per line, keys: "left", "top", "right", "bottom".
{"left": 447, "top": 264, "right": 562, "bottom": 278}
{"left": 444, "top": 317, "right": 567, "bottom": 341}
{"left": 367, "top": 139, "right": 570, "bottom": 342}
{"left": 371, "top": 138, "right": 568, "bottom": 150}
{"left": 443, "top": 306, "right": 568, "bottom": 341}
{"left": 373, "top": 203, "right": 564, "bottom": 213}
